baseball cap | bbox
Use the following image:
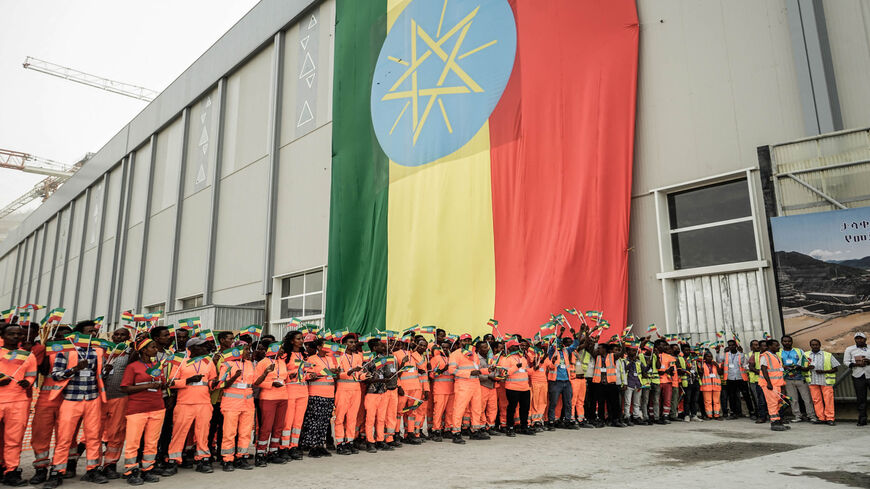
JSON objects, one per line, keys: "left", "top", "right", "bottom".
{"left": 303, "top": 333, "right": 318, "bottom": 343}
{"left": 187, "top": 337, "right": 208, "bottom": 348}
{"left": 855, "top": 332, "right": 867, "bottom": 339}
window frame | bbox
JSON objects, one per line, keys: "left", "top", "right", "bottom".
{"left": 278, "top": 267, "right": 325, "bottom": 320}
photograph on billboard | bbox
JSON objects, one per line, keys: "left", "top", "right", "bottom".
{"left": 770, "top": 206, "right": 870, "bottom": 350}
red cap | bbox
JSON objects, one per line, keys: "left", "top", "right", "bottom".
{"left": 303, "top": 333, "right": 317, "bottom": 343}
{"left": 459, "top": 333, "right": 472, "bottom": 340}
{"left": 506, "top": 339, "right": 520, "bottom": 348}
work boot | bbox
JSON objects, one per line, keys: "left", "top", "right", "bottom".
{"left": 565, "top": 421, "right": 580, "bottom": 430}
{"left": 41, "top": 471, "right": 63, "bottom": 489}
{"left": 460, "top": 428, "right": 471, "bottom": 437}
{"left": 452, "top": 433, "right": 465, "bottom": 444}
{"left": 3, "top": 468, "right": 27, "bottom": 487}
{"left": 387, "top": 439, "right": 402, "bottom": 448}
{"left": 29, "top": 468, "right": 49, "bottom": 485}
{"left": 625, "top": 418, "right": 635, "bottom": 427}
{"left": 195, "top": 459, "right": 214, "bottom": 474}
{"left": 336, "top": 444, "right": 350, "bottom": 455}
{"left": 156, "top": 462, "right": 176, "bottom": 477}
{"left": 79, "top": 468, "right": 108, "bottom": 484}
{"left": 611, "top": 420, "right": 627, "bottom": 428}
{"left": 827, "top": 421, "right": 836, "bottom": 426}
{"left": 506, "top": 428, "right": 516, "bottom": 437}
{"left": 545, "top": 422, "right": 556, "bottom": 432}
{"left": 488, "top": 427, "right": 503, "bottom": 436}
{"left": 63, "top": 460, "right": 77, "bottom": 479}
{"left": 221, "top": 461, "right": 234, "bottom": 472}
{"left": 289, "top": 447, "right": 303, "bottom": 460}
{"left": 268, "top": 451, "right": 287, "bottom": 464}
{"left": 254, "top": 455, "right": 268, "bottom": 467}
{"left": 431, "top": 430, "right": 443, "bottom": 442}
{"left": 140, "top": 471, "right": 159, "bottom": 484}
{"left": 404, "top": 435, "right": 422, "bottom": 445}
{"left": 354, "top": 438, "right": 367, "bottom": 451}
{"left": 375, "top": 441, "right": 393, "bottom": 451}
{"left": 366, "top": 442, "right": 378, "bottom": 453}
{"left": 125, "top": 469, "right": 143, "bottom": 486}
{"left": 100, "top": 464, "right": 120, "bottom": 480}
{"left": 770, "top": 421, "right": 787, "bottom": 432}
{"left": 470, "top": 430, "right": 490, "bottom": 440}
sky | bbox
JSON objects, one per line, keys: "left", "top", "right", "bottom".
{"left": 770, "top": 207, "right": 870, "bottom": 261}
{"left": 0, "top": 0, "right": 260, "bottom": 220}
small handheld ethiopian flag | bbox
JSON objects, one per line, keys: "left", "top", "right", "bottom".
{"left": 241, "top": 324, "right": 263, "bottom": 339}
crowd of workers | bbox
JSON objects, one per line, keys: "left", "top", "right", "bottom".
{"left": 0, "top": 316, "right": 865, "bottom": 488}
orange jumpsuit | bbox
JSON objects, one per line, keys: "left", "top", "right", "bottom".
{"left": 219, "top": 360, "right": 255, "bottom": 462}
{"left": 168, "top": 357, "right": 216, "bottom": 462}
{"left": 429, "top": 353, "right": 454, "bottom": 432}
{"left": 760, "top": 352, "right": 785, "bottom": 422}
{"left": 281, "top": 352, "right": 308, "bottom": 449}
{"left": 479, "top": 353, "right": 499, "bottom": 429}
{"left": 700, "top": 362, "right": 722, "bottom": 418}
{"left": 334, "top": 352, "right": 363, "bottom": 444}
{"left": 527, "top": 351, "right": 548, "bottom": 426}
{"left": 255, "top": 357, "right": 289, "bottom": 455}
{"left": 121, "top": 360, "right": 166, "bottom": 476}
{"left": 396, "top": 351, "right": 429, "bottom": 438}
{"left": 32, "top": 351, "right": 78, "bottom": 470}
{"left": 50, "top": 348, "right": 107, "bottom": 475}
{"left": 0, "top": 349, "right": 37, "bottom": 472}
{"left": 448, "top": 349, "right": 487, "bottom": 433}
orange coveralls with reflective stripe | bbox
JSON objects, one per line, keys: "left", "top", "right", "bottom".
{"left": 281, "top": 352, "right": 309, "bottom": 449}
{"left": 396, "top": 350, "right": 429, "bottom": 437}
{"left": 429, "top": 352, "right": 454, "bottom": 432}
{"left": 168, "top": 358, "right": 216, "bottom": 462}
{"left": 334, "top": 352, "right": 363, "bottom": 444}
{"left": 759, "top": 352, "right": 786, "bottom": 422}
{"left": 448, "top": 349, "right": 487, "bottom": 433}
{"left": 219, "top": 360, "right": 255, "bottom": 461}
{"left": 0, "top": 349, "right": 37, "bottom": 473}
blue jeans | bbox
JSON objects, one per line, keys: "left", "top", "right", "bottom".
{"left": 754, "top": 382, "right": 768, "bottom": 421}
{"left": 547, "top": 380, "right": 573, "bottom": 422}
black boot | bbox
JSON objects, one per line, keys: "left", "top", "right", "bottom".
{"left": 140, "top": 471, "right": 159, "bottom": 483}
{"left": 431, "top": 430, "right": 443, "bottom": 442}
{"left": 195, "top": 458, "right": 214, "bottom": 474}
{"left": 267, "top": 451, "right": 287, "bottom": 464}
{"left": 125, "top": 469, "right": 143, "bottom": 486}
{"left": 488, "top": 427, "right": 503, "bottom": 436}
{"left": 336, "top": 443, "right": 350, "bottom": 455}
{"left": 545, "top": 421, "right": 556, "bottom": 431}
{"left": 254, "top": 455, "right": 268, "bottom": 467}
{"left": 221, "top": 461, "right": 234, "bottom": 473}
{"left": 289, "top": 447, "right": 303, "bottom": 460}
{"left": 2, "top": 468, "right": 27, "bottom": 487}
{"left": 156, "top": 461, "right": 177, "bottom": 477}
{"left": 29, "top": 468, "right": 49, "bottom": 485}
{"left": 239, "top": 456, "right": 254, "bottom": 470}
{"left": 505, "top": 428, "right": 516, "bottom": 437}
{"left": 79, "top": 468, "right": 108, "bottom": 484}
{"left": 366, "top": 442, "right": 378, "bottom": 453}
{"left": 41, "top": 471, "right": 64, "bottom": 489}
{"left": 63, "top": 460, "right": 77, "bottom": 479}
{"left": 348, "top": 442, "right": 359, "bottom": 454}
{"left": 375, "top": 441, "right": 393, "bottom": 451}
{"left": 101, "top": 464, "right": 120, "bottom": 480}
{"left": 452, "top": 433, "right": 466, "bottom": 444}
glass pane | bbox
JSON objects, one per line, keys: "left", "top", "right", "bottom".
{"left": 306, "top": 270, "right": 324, "bottom": 293}
{"left": 283, "top": 275, "right": 304, "bottom": 298}
{"left": 284, "top": 296, "right": 303, "bottom": 318}
{"left": 667, "top": 179, "right": 751, "bottom": 229}
{"left": 671, "top": 221, "right": 756, "bottom": 270}
{"left": 304, "top": 293, "right": 323, "bottom": 316}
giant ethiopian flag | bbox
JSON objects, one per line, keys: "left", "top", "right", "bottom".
{"left": 326, "top": 0, "right": 638, "bottom": 339}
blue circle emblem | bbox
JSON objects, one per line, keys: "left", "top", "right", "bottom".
{"left": 371, "top": 0, "right": 517, "bottom": 166}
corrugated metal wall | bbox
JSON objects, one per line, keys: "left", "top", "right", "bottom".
{"left": 673, "top": 269, "right": 770, "bottom": 344}
{"left": 163, "top": 304, "right": 264, "bottom": 333}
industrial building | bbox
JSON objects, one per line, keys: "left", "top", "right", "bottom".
{"left": 1, "top": 0, "right": 869, "bottom": 342}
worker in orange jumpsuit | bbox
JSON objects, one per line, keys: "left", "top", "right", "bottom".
{"left": 29, "top": 325, "right": 76, "bottom": 485}
{"left": 253, "top": 339, "right": 288, "bottom": 466}
{"left": 447, "top": 334, "right": 490, "bottom": 444}
{"left": 572, "top": 346, "right": 593, "bottom": 427}
{"left": 526, "top": 341, "right": 548, "bottom": 430}
{"left": 428, "top": 340, "right": 453, "bottom": 441}
{"left": 99, "top": 328, "right": 131, "bottom": 480}
{"left": 700, "top": 351, "right": 723, "bottom": 419}
{"left": 361, "top": 338, "right": 396, "bottom": 452}
{"left": 120, "top": 337, "right": 170, "bottom": 484}
{"left": 476, "top": 341, "right": 500, "bottom": 436}
{"left": 218, "top": 343, "right": 255, "bottom": 471}
{"left": 44, "top": 320, "right": 109, "bottom": 489}
{"left": 334, "top": 334, "right": 364, "bottom": 455}
{"left": 384, "top": 339, "right": 405, "bottom": 447}
{"left": 279, "top": 332, "right": 309, "bottom": 461}
{"left": 397, "top": 337, "right": 429, "bottom": 444}
{"left": 165, "top": 337, "right": 217, "bottom": 473}
{"left": 0, "top": 324, "right": 38, "bottom": 486}
{"left": 760, "top": 339, "right": 788, "bottom": 431}
{"left": 499, "top": 339, "right": 533, "bottom": 436}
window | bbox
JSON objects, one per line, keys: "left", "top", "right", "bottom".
{"left": 145, "top": 303, "right": 165, "bottom": 314}
{"left": 179, "top": 295, "right": 203, "bottom": 310}
{"left": 280, "top": 269, "right": 324, "bottom": 318}
{"left": 667, "top": 179, "right": 756, "bottom": 269}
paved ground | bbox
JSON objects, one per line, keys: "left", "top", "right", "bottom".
{"left": 28, "top": 420, "right": 870, "bottom": 489}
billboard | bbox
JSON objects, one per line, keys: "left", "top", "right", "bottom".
{"left": 770, "top": 206, "right": 870, "bottom": 350}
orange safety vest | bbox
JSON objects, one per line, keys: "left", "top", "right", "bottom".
{"left": 592, "top": 354, "right": 617, "bottom": 384}
{"left": 306, "top": 354, "right": 337, "bottom": 398}
{"left": 447, "top": 349, "right": 487, "bottom": 383}
{"left": 699, "top": 362, "right": 722, "bottom": 392}
{"left": 525, "top": 351, "right": 548, "bottom": 384}
{"left": 46, "top": 348, "right": 107, "bottom": 403}
{"left": 219, "top": 360, "right": 254, "bottom": 410}
{"left": 335, "top": 351, "right": 363, "bottom": 389}
{"left": 724, "top": 351, "right": 749, "bottom": 381}
{"left": 428, "top": 353, "right": 454, "bottom": 395}
{"left": 545, "top": 348, "right": 576, "bottom": 381}
{"left": 499, "top": 354, "right": 530, "bottom": 391}
{"left": 759, "top": 351, "right": 785, "bottom": 388}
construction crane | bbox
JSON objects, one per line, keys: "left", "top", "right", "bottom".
{"left": 23, "top": 56, "right": 158, "bottom": 102}
{"left": 0, "top": 150, "right": 92, "bottom": 220}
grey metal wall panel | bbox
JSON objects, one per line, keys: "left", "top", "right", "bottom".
{"left": 150, "top": 119, "right": 184, "bottom": 216}
{"left": 184, "top": 88, "right": 220, "bottom": 197}
{"left": 141, "top": 211, "right": 174, "bottom": 308}
{"left": 119, "top": 224, "right": 143, "bottom": 313}
{"left": 175, "top": 190, "right": 209, "bottom": 301}
{"left": 627, "top": 194, "right": 667, "bottom": 330}
{"left": 0, "top": 0, "right": 320, "bottom": 258}
{"left": 823, "top": 0, "right": 870, "bottom": 130}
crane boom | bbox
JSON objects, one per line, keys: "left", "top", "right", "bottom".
{"left": 0, "top": 148, "right": 75, "bottom": 178}
{"left": 23, "top": 56, "right": 158, "bottom": 102}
